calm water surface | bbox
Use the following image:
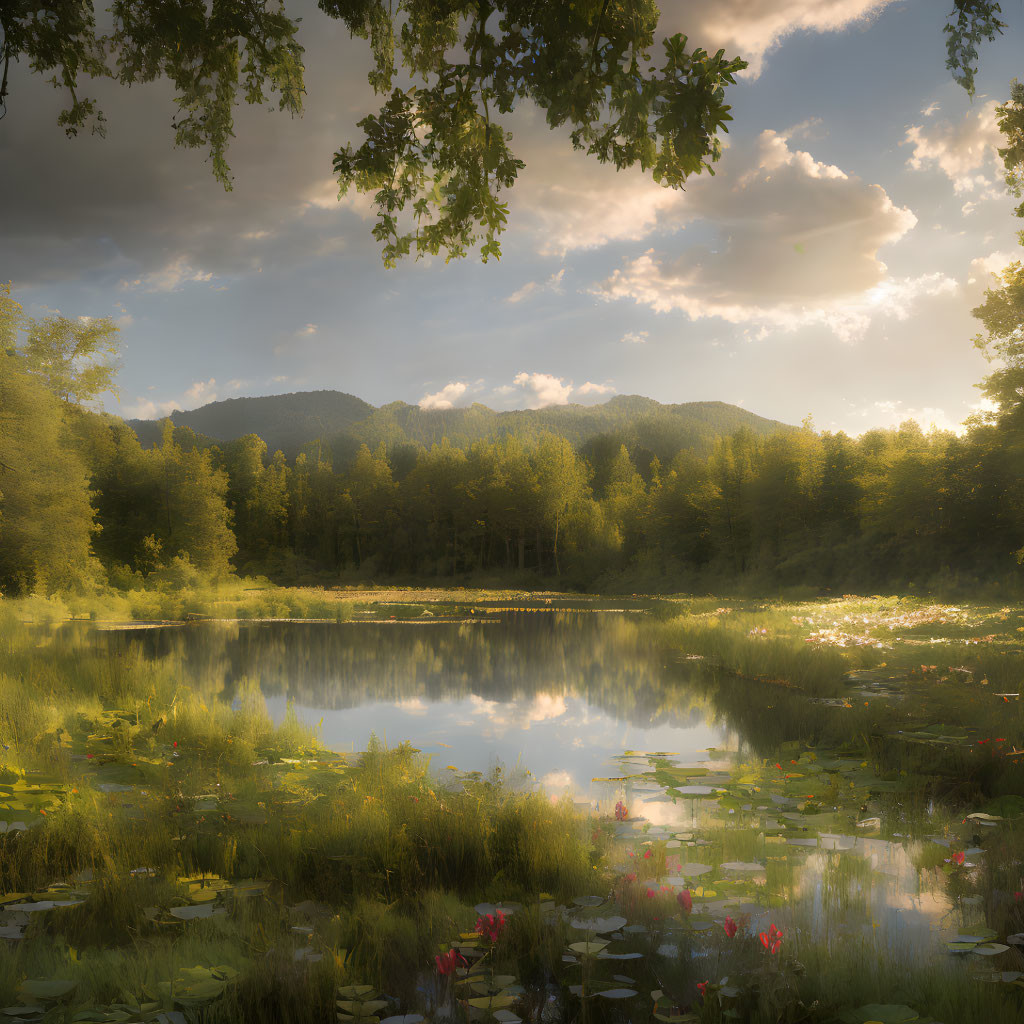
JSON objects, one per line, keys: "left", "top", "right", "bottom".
{"left": 90, "top": 610, "right": 974, "bottom": 961}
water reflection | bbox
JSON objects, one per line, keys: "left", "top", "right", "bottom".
{"left": 75, "top": 612, "right": 995, "bottom": 966}
{"left": 84, "top": 613, "right": 730, "bottom": 798}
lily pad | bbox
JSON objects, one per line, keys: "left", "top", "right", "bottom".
{"left": 18, "top": 981, "right": 77, "bottom": 1001}
{"left": 570, "top": 916, "right": 626, "bottom": 933}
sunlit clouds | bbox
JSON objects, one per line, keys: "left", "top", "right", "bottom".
{"left": 904, "top": 101, "right": 1003, "bottom": 194}
{"left": 661, "top": 0, "right": 897, "bottom": 77}
{"left": 418, "top": 381, "right": 470, "bottom": 410}
{"left": 589, "top": 130, "right": 940, "bottom": 340}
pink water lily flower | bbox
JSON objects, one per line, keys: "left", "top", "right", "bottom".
{"left": 475, "top": 909, "right": 506, "bottom": 943}
{"left": 724, "top": 916, "right": 738, "bottom": 938}
{"left": 759, "top": 923, "right": 782, "bottom": 954}
{"left": 677, "top": 889, "right": 692, "bottom": 914}
{"left": 435, "top": 948, "right": 465, "bottom": 975}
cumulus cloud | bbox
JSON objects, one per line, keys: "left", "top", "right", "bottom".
{"left": 590, "top": 129, "right": 946, "bottom": 341}
{"left": 576, "top": 381, "right": 616, "bottom": 397}
{"left": 121, "top": 256, "right": 214, "bottom": 292}
{"left": 621, "top": 330, "right": 648, "bottom": 344}
{"left": 968, "top": 250, "right": 1018, "bottom": 286}
{"left": 418, "top": 381, "right": 469, "bottom": 410}
{"left": 507, "top": 106, "right": 685, "bottom": 256}
{"left": 660, "top": 0, "right": 896, "bottom": 78}
{"left": 505, "top": 268, "right": 565, "bottom": 304}
{"left": 904, "top": 101, "right": 1002, "bottom": 193}
{"left": 122, "top": 377, "right": 218, "bottom": 419}
{"left": 509, "top": 372, "right": 575, "bottom": 408}
{"left": 491, "top": 373, "right": 616, "bottom": 408}
{"left": 297, "top": 323, "right": 318, "bottom": 336}
{"left": 849, "top": 398, "right": 998, "bottom": 436}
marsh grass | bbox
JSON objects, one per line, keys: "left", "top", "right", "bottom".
{"left": 0, "top": 593, "right": 1022, "bottom": 1023}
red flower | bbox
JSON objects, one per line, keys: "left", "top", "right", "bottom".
{"left": 435, "top": 948, "right": 465, "bottom": 975}
{"left": 643, "top": 848, "right": 653, "bottom": 860}
{"left": 624, "top": 872, "right": 637, "bottom": 883}
{"left": 677, "top": 889, "right": 692, "bottom": 914}
{"left": 475, "top": 909, "right": 506, "bottom": 943}
{"left": 645, "top": 888, "right": 657, "bottom": 899}
{"left": 696, "top": 981, "right": 709, "bottom": 998}
{"left": 724, "top": 916, "right": 737, "bottom": 938}
{"left": 951, "top": 851, "right": 965, "bottom": 866}
{"left": 759, "top": 923, "right": 782, "bottom": 954}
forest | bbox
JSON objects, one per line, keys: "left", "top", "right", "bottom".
{"left": 2, "top": 281, "right": 1023, "bottom": 599}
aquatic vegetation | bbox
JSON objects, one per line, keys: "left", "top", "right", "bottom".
{"left": 0, "top": 593, "right": 1022, "bottom": 1022}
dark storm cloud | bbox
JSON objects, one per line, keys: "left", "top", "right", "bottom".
{"left": 0, "top": 1, "right": 378, "bottom": 290}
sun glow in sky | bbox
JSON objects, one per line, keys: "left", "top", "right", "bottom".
{"left": 3, "top": 0, "right": 1023, "bottom": 434}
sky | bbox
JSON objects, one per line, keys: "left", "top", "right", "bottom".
{"left": 3, "top": 0, "right": 1023, "bottom": 434}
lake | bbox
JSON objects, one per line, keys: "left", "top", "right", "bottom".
{"left": 85, "top": 606, "right": 981, "bottom": 966}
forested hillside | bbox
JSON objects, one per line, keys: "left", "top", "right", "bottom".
{"left": 127, "top": 390, "right": 375, "bottom": 456}
{"left": 127, "top": 390, "right": 793, "bottom": 462}
{"left": 3, "top": 284, "right": 1023, "bottom": 598}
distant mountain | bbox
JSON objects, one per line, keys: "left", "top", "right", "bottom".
{"left": 128, "top": 390, "right": 375, "bottom": 456}
{"left": 127, "top": 389, "right": 795, "bottom": 463}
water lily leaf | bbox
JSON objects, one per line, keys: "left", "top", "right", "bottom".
{"left": 946, "top": 941, "right": 977, "bottom": 953}
{"left": 596, "top": 951, "right": 643, "bottom": 960}
{"left": 2, "top": 1009, "right": 43, "bottom": 1017}
{"left": 572, "top": 896, "right": 604, "bottom": 907}
{"left": 596, "top": 988, "right": 636, "bottom": 999}
{"left": 719, "top": 862, "right": 764, "bottom": 872}
{"left": 467, "top": 995, "right": 515, "bottom": 1010}
{"left": 18, "top": 981, "right": 77, "bottom": 1000}
{"left": 972, "top": 943, "right": 1010, "bottom": 956}
{"left": 336, "top": 986, "right": 376, "bottom": 999}
{"left": 664, "top": 864, "right": 713, "bottom": 879}
{"left": 338, "top": 1001, "right": 388, "bottom": 1016}
{"left": 569, "top": 940, "right": 609, "bottom": 955}
{"left": 169, "top": 905, "right": 216, "bottom": 920}
{"left": 491, "top": 1011, "right": 521, "bottom": 1024}
{"left": 570, "top": 916, "right": 626, "bottom": 933}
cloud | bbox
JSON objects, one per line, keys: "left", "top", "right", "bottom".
{"left": 0, "top": 17, "right": 380, "bottom": 289}
{"left": 121, "top": 256, "right": 214, "bottom": 292}
{"left": 590, "top": 130, "right": 943, "bottom": 341}
{"left": 621, "top": 330, "right": 648, "bottom": 344}
{"left": 418, "top": 381, "right": 469, "bottom": 410}
{"left": 122, "top": 377, "right": 218, "bottom": 419}
{"left": 968, "top": 250, "right": 1018, "bottom": 285}
{"left": 904, "top": 102, "right": 1002, "bottom": 193}
{"left": 576, "top": 381, "right": 616, "bottom": 397}
{"left": 660, "top": 0, "right": 896, "bottom": 78}
{"left": 505, "top": 268, "right": 565, "bottom": 304}
{"left": 849, "top": 397, "right": 998, "bottom": 436}
{"left": 491, "top": 373, "right": 616, "bottom": 408}
{"left": 508, "top": 372, "right": 575, "bottom": 409}
{"left": 467, "top": 693, "right": 568, "bottom": 735}
{"left": 297, "top": 323, "right": 318, "bottom": 336}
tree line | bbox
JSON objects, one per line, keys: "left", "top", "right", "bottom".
{"left": 1, "top": 280, "right": 1022, "bottom": 597}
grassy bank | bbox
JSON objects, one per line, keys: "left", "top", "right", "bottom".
{"left": 0, "top": 595, "right": 1022, "bottom": 1023}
